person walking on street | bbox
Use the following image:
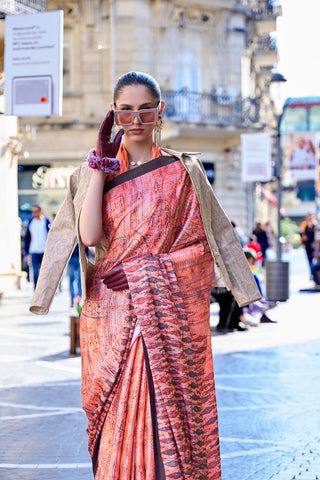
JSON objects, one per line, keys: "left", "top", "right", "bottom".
{"left": 300, "top": 213, "right": 316, "bottom": 277}
{"left": 24, "top": 204, "right": 50, "bottom": 289}
{"left": 29, "top": 71, "right": 260, "bottom": 480}
{"left": 67, "top": 244, "right": 82, "bottom": 308}
{"left": 252, "top": 222, "right": 269, "bottom": 263}
{"left": 310, "top": 222, "right": 320, "bottom": 288}
{"left": 211, "top": 287, "right": 248, "bottom": 332}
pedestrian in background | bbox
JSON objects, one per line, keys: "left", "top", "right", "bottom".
{"left": 67, "top": 244, "right": 82, "bottom": 308}
{"left": 211, "top": 287, "right": 248, "bottom": 332}
{"left": 300, "top": 212, "right": 316, "bottom": 278}
{"left": 231, "top": 220, "right": 249, "bottom": 247}
{"left": 310, "top": 222, "right": 320, "bottom": 288}
{"left": 30, "top": 71, "right": 260, "bottom": 480}
{"left": 264, "top": 220, "right": 277, "bottom": 260}
{"left": 24, "top": 204, "right": 50, "bottom": 289}
{"left": 246, "top": 234, "right": 263, "bottom": 266}
{"left": 243, "top": 249, "right": 277, "bottom": 324}
{"left": 252, "top": 221, "right": 269, "bottom": 263}
{"left": 21, "top": 219, "right": 30, "bottom": 282}
{"left": 310, "top": 246, "right": 320, "bottom": 288}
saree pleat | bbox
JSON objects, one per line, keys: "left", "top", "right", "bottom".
{"left": 80, "top": 154, "right": 221, "bottom": 480}
{"left": 94, "top": 336, "right": 155, "bottom": 480}
{"left": 123, "top": 247, "right": 220, "bottom": 480}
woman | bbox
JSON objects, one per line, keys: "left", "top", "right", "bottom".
{"left": 30, "top": 71, "right": 260, "bottom": 479}
{"left": 305, "top": 139, "right": 316, "bottom": 169}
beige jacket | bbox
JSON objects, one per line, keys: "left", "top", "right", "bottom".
{"left": 30, "top": 148, "right": 261, "bottom": 315}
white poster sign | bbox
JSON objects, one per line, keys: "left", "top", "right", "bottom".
{"left": 4, "top": 10, "right": 64, "bottom": 117}
{"left": 241, "top": 133, "right": 272, "bottom": 182}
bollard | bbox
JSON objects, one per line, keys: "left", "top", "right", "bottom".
{"left": 70, "top": 315, "right": 80, "bottom": 354}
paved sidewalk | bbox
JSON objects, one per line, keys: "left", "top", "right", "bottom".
{"left": 0, "top": 283, "right": 91, "bottom": 480}
{"left": 211, "top": 248, "right": 320, "bottom": 480}
{"left": 0, "top": 247, "right": 319, "bottom": 479}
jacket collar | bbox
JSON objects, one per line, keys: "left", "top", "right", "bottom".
{"left": 160, "top": 147, "right": 201, "bottom": 161}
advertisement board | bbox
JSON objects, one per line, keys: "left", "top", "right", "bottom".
{"left": 241, "top": 133, "right": 272, "bottom": 182}
{"left": 281, "top": 131, "right": 320, "bottom": 203}
{"left": 4, "top": 10, "right": 63, "bottom": 117}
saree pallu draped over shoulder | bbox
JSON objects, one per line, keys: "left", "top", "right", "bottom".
{"left": 80, "top": 154, "right": 222, "bottom": 480}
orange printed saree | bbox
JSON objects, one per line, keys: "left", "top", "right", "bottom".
{"left": 80, "top": 148, "right": 221, "bottom": 480}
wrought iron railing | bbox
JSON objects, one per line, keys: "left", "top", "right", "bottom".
{"left": 235, "top": 0, "right": 280, "bottom": 19}
{"left": 161, "top": 89, "right": 260, "bottom": 127}
{"left": 0, "top": 0, "right": 46, "bottom": 16}
{"left": 254, "top": 33, "right": 277, "bottom": 53}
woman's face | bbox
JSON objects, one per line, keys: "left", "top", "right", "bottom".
{"left": 112, "top": 84, "right": 163, "bottom": 144}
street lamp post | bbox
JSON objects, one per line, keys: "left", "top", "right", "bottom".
{"left": 275, "top": 109, "right": 284, "bottom": 261}
{"left": 265, "top": 72, "right": 290, "bottom": 302}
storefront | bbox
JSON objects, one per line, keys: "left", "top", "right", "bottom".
{"left": 18, "top": 163, "right": 76, "bottom": 220}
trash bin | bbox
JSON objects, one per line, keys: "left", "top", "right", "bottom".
{"left": 265, "top": 260, "right": 289, "bottom": 302}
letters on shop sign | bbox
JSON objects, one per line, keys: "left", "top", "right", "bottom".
{"left": 32, "top": 166, "right": 75, "bottom": 190}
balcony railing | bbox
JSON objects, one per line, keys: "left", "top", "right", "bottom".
{"left": 0, "top": 0, "right": 46, "bottom": 16}
{"left": 254, "top": 33, "right": 277, "bottom": 53}
{"left": 161, "top": 89, "right": 260, "bottom": 127}
{"left": 235, "top": 0, "right": 280, "bottom": 20}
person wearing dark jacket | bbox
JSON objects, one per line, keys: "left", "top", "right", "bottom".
{"left": 253, "top": 222, "right": 269, "bottom": 262}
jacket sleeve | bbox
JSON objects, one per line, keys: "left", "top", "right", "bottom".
{"left": 182, "top": 154, "right": 261, "bottom": 307}
{"left": 29, "top": 168, "right": 81, "bottom": 315}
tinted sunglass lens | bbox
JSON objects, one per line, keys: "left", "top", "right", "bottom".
{"left": 117, "top": 112, "right": 133, "bottom": 125}
{"left": 140, "top": 111, "right": 156, "bottom": 123}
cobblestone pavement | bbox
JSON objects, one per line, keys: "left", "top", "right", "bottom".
{"left": 0, "top": 284, "right": 92, "bottom": 480}
{"left": 0, "top": 247, "right": 319, "bottom": 479}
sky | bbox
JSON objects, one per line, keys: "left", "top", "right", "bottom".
{"left": 276, "top": 0, "right": 320, "bottom": 99}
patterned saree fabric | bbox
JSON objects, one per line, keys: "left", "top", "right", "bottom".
{"left": 80, "top": 147, "right": 221, "bottom": 480}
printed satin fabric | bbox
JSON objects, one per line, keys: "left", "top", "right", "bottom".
{"left": 80, "top": 156, "right": 221, "bottom": 480}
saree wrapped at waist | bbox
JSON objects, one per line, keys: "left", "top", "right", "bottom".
{"left": 80, "top": 156, "right": 221, "bottom": 480}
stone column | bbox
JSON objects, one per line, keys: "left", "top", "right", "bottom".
{"left": 0, "top": 107, "right": 22, "bottom": 291}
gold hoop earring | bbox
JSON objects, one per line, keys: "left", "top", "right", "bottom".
{"left": 153, "top": 116, "right": 162, "bottom": 147}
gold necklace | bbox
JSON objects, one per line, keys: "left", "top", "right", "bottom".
{"left": 130, "top": 159, "right": 150, "bottom": 166}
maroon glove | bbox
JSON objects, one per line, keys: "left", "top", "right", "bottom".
{"left": 87, "top": 110, "right": 124, "bottom": 174}
{"left": 96, "top": 110, "right": 124, "bottom": 158}
{"left": 101, "top": 264, "right": 129, "bottom": 291}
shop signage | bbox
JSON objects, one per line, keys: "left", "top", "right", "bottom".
{"left": 32, "top": 165, "right": 75, "bottom": 190}
{"left": 241, "top": 133, "right": 272, "bottom": 182}
{"left": 4, "top": 10, "right": 64, "bottom": 116}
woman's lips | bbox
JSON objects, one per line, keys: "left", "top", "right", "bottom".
{"left": 130, "top": 128, "right": 144, "bottom": 134}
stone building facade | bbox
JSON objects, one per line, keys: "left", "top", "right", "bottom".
{"left": 0, "top": 0, "right": 281, "bottom": 287}
{"left": 0, "top": 1, "right": 46, "bottom": 289}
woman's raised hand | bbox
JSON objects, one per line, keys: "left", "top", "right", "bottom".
{"left": 100, "top": 264, "right": 129, "bottom": 291}
{"left": 97, "top": 110, "right": 124, "bottom": 159}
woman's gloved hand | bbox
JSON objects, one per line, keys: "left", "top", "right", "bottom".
{"left": 87, "top": 110, "right": 124, "bottom": 174}
{"left": 97, "top": 110, "right": 124, "bottom": 159}
{"left": 101, "top": 264, "right": 129, "bottom": 291}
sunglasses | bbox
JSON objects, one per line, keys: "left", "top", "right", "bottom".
{"left": 114, "top": 107, "right": 159, "bottom": 126}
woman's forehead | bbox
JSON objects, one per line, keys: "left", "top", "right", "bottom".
{"left": 116, "top": 84, "right": 156, "bottom": 106}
